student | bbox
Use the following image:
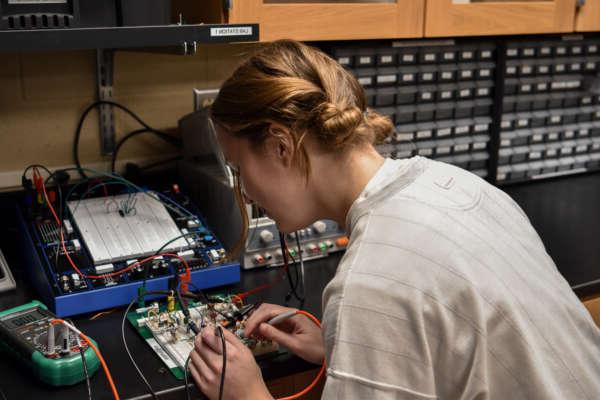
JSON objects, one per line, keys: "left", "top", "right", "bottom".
{"left": 188, "top": 39, "right": 600, "bottom": 400}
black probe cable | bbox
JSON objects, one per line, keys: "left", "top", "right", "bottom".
{"left": 216, "top": 326, "right": 226, "bottom": 400}
{"left": 279, "top": 233, "right": 304, "bottom": 305}
{"left": 79, "top": 347, "right": 92, "bottom": 400}
{"left": 138, "top": 231, "right": 200, "bottom": 290}
{"left": 176, "top": 277, "right": 226, "bottom": 400}
{"left": 120, "top": 289, "right": 201, "bottom": 399}
{"left": 121, "top": 290, "right": 179, "bottom": 400}
{"left": 110, "top": 127, "right": 181, "bottom": 174}
{"left": 73, "top": 100, "right": 181, "bottom": 179}
{"left": 293, "top": 231, "right": 307, "bottom": 303}
{"left": 183, "top": 328, "right": 226, "bottom": 400}
{"left": 67, "top": 317, "right": 92, "bottom": 400}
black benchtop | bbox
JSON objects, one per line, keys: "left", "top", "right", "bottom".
{"left": 0, "top": 171, "right": 598, "bottom": 399}
{"left": 0, "top": 247, "right": 341, "bottom": 400}
{"left": 504, "top": 172, "right": 600, "bottom": 297}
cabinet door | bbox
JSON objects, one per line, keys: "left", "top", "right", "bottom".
{"left": 229, "top": 0, "right": 425, "bottom": 41}
{"left": 425, "top": 0, "right": 576, "bottom": 37}
{"left": 575, "top": 0, "right": 600, "bottom": 31}
{"left": 583, "top": 296, "right": 600, "bottom": 328}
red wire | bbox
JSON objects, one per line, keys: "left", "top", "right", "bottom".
{"left": 235, "top": 238, "right": 296, "bottom": 300}
{"left": 38, "top": 168, "right": 191, "bottom": 280}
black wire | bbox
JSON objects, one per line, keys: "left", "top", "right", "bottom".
{"left": 139, "top": 155, "right": 183, "bottom": 171}
{"left": 279, "top": 232, "right": 304, "bottom": 304}
{"left": 154, "top": 232, "right": 200, "bottom": 257}
{"left": 121, "top": 298, "right": 159, "bottom": 400}
{"left": 79, "top": 347, "right": 92, "bottom": 400}
{"left": 187, "top": 283, "right": 213, "bottom": 304}
{"left": 22, "top": 164, "right": 53, "bottom": 180}
{"left": 290, "top": 244, "right": 301, "bottom": 294}
{"left": 293, "top": 231, "right": 306, "bottom": 307}
{"left": 140, "top": 231, "right": 201, "bottom": 289}
{"left": 73, "top": 100, "right": 181, "bottom": 179}
{"left": 216, "top": 326, "right": 226, "bottom": 400}
{"left": 110, "top": 128, "right": 181, "bottom": 174}
{"left": 184, "top": 354, "right": 193, "bottom": 400}
{"left": 285, "top": 260, "right": 304, "bottom": 306}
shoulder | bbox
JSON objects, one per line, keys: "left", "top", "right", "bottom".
{"left": 391, "top": 158, "right": 490, "bottom": 212}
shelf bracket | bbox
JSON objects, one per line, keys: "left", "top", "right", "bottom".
{"left": 96, "top": 49, "right": 115, "bottom": 155}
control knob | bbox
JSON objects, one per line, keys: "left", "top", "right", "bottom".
{"left": 312, "top": 220, "right": 327, "bottom": 234}
{"left": 259, "top": 229, "right": 274, "bottom": 244}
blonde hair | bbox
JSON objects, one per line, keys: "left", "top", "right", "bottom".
{"left": 211, "top": 39, "right": 394, "bottom": 257}
{"left": 211, "top": 39, "right": 393, "bottom": 174}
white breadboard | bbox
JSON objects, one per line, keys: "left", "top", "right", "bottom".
{"left": 67, "top": 192, "right": 189, "bottom": 265}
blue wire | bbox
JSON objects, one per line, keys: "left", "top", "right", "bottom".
{"left": 62, "top": 167, "right": 194, "bottom": 218}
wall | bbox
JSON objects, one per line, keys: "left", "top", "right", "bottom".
{"left": 0, "top": 42, "right": 258, "bottom": 190}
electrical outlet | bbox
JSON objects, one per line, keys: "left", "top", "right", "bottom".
{"left": 193, "top": 88, "right": 220, "bottom": 111}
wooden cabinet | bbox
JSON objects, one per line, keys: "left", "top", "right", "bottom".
{"left": 172, "top": 1, "right": 590, "bottom": 42}
{"left": 230, "top": 1, "right": 425, "bottom": 41}
{"left": 575, "top": 0, "right": 600, "bottom": 32}
{"left": 175, "top": 0, "right": 425, "bottom": 42}
{"left": 583, "top": 296, "right": 600, "bottom": 328}
{"left": 424, "top": 0, "right": 577, "bottom": 37}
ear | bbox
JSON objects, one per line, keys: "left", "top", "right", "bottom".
{"left": 265, "top": 123, "right": 295, "bottom": 168}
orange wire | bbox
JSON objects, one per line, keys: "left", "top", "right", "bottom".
{"left": 80, "top": 332, "right": 120, "bottom": 400}
{"left": 89, "top": 308, "right": 117, "bottom": 321}
{"left": 276, "top": 310, "right": 326, "bottom": 400}
{"left": 52, "top": 319, "right": 120, "bottom": 400}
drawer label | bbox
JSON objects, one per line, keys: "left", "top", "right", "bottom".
{"left": 211, "top": 26, "right": 253, "bottom": 37}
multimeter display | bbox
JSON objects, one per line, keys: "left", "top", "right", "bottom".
{"left": 0, "top": 301, "right": 100, "bottom": 386}
{"left": 3, "top": 309, "right": 46, "bottom": 329}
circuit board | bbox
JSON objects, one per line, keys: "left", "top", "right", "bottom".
{"left": 127, "top": 299, "right": 282, "bottom": 379}
{"left": 67, "top": 192, "right": 190, "bottom": 265}
{"left": 17, "top": 185, "right": 240, "bottom": 317}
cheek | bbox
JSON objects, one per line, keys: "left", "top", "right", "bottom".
{"left": 239, "top": 161, "right": 271, "bottom": 203}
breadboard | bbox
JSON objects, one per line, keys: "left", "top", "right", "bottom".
{"left": 67, "top": 192, "right": 189, "bottom": 265}
{"left": 128, "top": 301, "right": 281, "bottom": 379}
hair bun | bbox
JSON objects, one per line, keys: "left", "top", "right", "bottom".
{"left": 316, "top": 102, "right": 363, "bottom": 147}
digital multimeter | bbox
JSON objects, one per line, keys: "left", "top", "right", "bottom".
{"left": 0, "top": 300, "right": 100, "bottom": 386}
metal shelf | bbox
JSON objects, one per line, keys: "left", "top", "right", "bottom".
{"left": 0, "top": 23, "right": 258, "bottom": 52}
{"left": 0, "top": 22, "right": 258, "bottom": 154}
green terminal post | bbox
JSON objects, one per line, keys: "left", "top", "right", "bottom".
{"left": 137, "top": 286, "right": 146, "bottom": 308}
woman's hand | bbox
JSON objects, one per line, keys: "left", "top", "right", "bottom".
{"left": 189, "top": 327, "right": 273, "bottom": 400}
{"left": 244, "top": 303, "right": 324, "bottom": 365}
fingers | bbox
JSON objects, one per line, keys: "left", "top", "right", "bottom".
{"left": 189, "top": 352, "right": 213, "bottom": 394}
{"left": 218, "top": 326, "right": 246, "bottom": 351}
{"left": 245, "top": 303, "right": 295, "bottom": 337}
{"left": 193, "top": 336, "right": 224, "bottom": 375}
{"left": 199, "top": 328, "right": 224, "bottom": 355}
{"left": 256, "top": 322, "right": 299, "bottom": 354}
{"left": 200, "top": 326, "right": 245, "bottom": 352}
